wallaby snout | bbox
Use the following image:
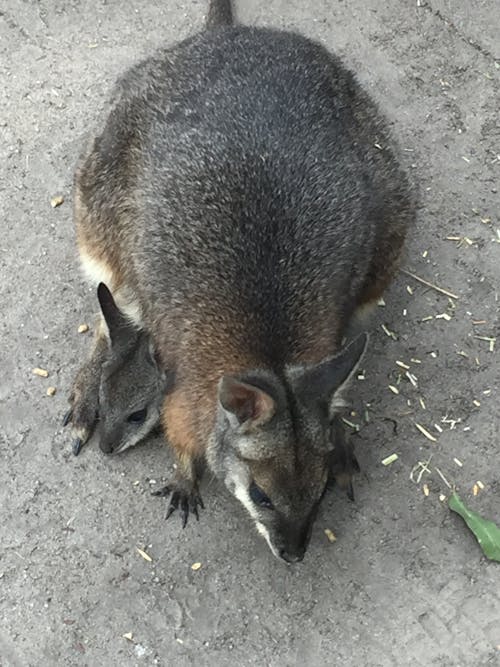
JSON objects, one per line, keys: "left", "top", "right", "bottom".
{"left": 280, "top": 551, "right": 304, "bottom": 564}
{"left": 99, "top": 436, "right": 116, "bottom": 455}
{"left": 274, "top": 517, "right": 315, "bottom": 563}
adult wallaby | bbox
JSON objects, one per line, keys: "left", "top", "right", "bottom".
{"left": 65, "top": 0, "right": 415, "bottom": 561}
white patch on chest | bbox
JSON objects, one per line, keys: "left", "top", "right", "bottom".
{"left": 80, "top": 251, "right": 114, "bottom": 288}
{"left": 79, "top": 251, "right": 142, "bottom": 326}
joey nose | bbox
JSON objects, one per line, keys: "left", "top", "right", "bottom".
{"left": 279, "top": 548, "right": 305, "bottom": 564}
{"left": 99, "top": 440, "right": 114, "bottom": 455}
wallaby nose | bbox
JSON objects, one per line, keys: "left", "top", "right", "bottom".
{"left": 279, "top": 548, "right": 305, "bottom": 563}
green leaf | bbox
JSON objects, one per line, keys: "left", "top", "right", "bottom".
{"left": 448, "top": 491, "right": 500, "bottom": 562}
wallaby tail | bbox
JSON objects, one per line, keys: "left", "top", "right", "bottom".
{"left": 206, "top": 0, "right": 233, "bottom": 28}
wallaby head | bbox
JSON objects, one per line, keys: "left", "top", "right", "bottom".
{"left": 96, "top": 283, "right": 168, "bottom": 455}
{"left": 207, "top": 334, "right": 368, "bottom": 562}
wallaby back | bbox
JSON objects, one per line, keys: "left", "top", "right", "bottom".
{"left": 73, "top": 0, "right": 415, "bottom": 560}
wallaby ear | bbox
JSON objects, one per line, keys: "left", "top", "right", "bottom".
{"left": 218, "top": 377, "right": 276, "bottom": 429}
{"left": 97, "top": 283, "right": 130, "bottom": 343}
{"left": 289, "top": 333, "right": 368, "bottom": 417}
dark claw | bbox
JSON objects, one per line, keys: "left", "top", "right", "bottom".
{"left": 181, "top": 497, "right": 189, "bottom": 529}
{"left": 72, "top": 438, "right": 83, "bottom": 456}
{"left": 152, "top": 485, "right": 171, "bottom": 498}
{"left": 198, "top": 495, "right": 205, "bottom": 510}
{"left": 192, "top": 504, "right": 199, "bottom": 521}
{"left": 62, "top": 409, "right": 73, "bottom": 427}
{"left": 165, "top": 493, "right": 179, "bottom": 520}
{"left": 352, "top": 454, "right": 361, "bottom": 473}
{"left": 346, "top": 481, "right": 355, "bottom": 502}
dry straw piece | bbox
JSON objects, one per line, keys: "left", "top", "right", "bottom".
{"left": 324, "top": 529, "right": 337, "bottom": 543}
{"left": 414, "top": 423, "right": 437, "bottom": 442}
{"left": 136, "top": 548, "right": 152, "bottom": 562}
{"left": 400, "top": 269, "right": 459, "bottom": 300}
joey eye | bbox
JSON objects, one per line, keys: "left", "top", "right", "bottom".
{"left": 127, "top": 408, "right": 147, "bottom": 424}
{"left": 249, "top": 482, "right": 274, "bottom": 510}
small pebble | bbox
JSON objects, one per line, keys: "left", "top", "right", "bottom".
{"left": 50, "top": 195, "right": 64, "bottom": 208}
{"left": 78, "top": 323, "right": 89, "bottom": 334}
{"left": 191, "top": 562, "right": 202, "bottom": 571}
{"left": 33, "top": 367, "right": 49, "bottom": 378}
{"left": 46, "top": 386, "right": 57, "bottom": 396}
{"left": 324, "top": 528, "right": 337, "bottom": 543}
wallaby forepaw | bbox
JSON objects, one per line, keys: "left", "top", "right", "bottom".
{"left": 152, "top": 481, "right": 204, "bottom": 528}
{"left": 63, "top": 386, "right": 99, "bottom": 456}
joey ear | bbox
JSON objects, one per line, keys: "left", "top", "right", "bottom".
{"left": 218, "top": 377, "right": 276, "bottom": 429}
{"left": 289, "top": 333, "right": 368, "bottom": 417}
{"left": 97, "top": 283, "right": 131, "bottom": 343}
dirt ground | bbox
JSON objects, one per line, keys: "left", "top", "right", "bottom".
{"left": 1, "top": 1, "right": 499, "bottom": 665}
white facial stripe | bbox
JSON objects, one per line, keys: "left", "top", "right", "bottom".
{"left": 256, "top": 522, "right": 281, "bottom": 559}
{"left": 229, "top": 467, "right": 282, "bottom": 560}
{"left": 232, "top": 472, "right": 259, "bottom": 520}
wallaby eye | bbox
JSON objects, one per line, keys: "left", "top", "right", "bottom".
{"left": 249, "top": 482, "right": 274, "bottom": 509}
{"left": 127, "top": 408, "right": 147, "bottom": 424}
